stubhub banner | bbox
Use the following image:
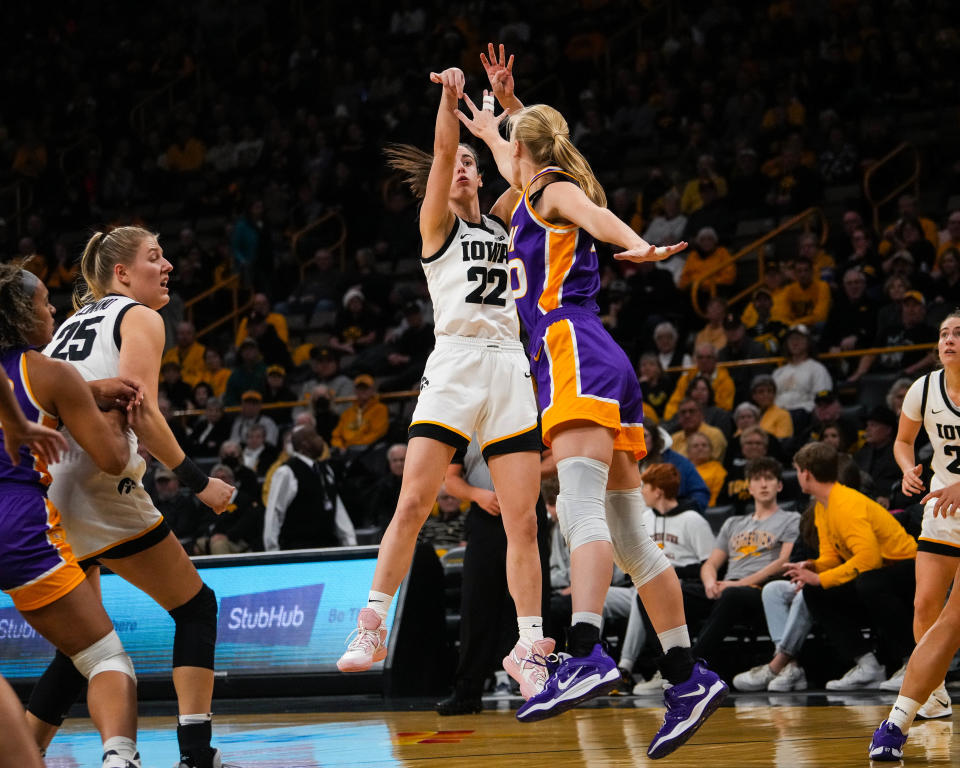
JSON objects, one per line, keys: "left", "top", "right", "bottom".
{"left": 219, "top": 584, "right": 324, "bottom": 646}
{"left": 0, "top": 553, "right": 397, "bottom": 681}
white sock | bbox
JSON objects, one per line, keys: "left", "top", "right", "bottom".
{"left": 102, "top": 736, "right": 139, "bottom": 764}
{"left": 887, "top": 694, "right": 922, "bottom": 733}
{"left": 571, "top": 611, "right": 603, "bottom": 630}
{"left": 177, "top": 713, "right": 211, "bottom": 725}
{"left": 367, "top": 590, "right": 393, "bottom": 622}
{"left": 657, "top": 625, "right": 691, "bottom": 652}
{"left": 517, "top": 616, "right": 544, "bottom": 645}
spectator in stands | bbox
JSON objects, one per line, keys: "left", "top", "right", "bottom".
{"left": 219, "top": 439, "right": 261, "bottom": 499}
{"left": 235, "top": 292, "right": 290, "bottom": 349}
{"left": 186, "top": 397, "right": 233, "bottom": 457}
{"left": 642, "top": 188, "right": 687, "bottom": 284}
{"left": 686, "top": 375, "right": 734, "bottom": 439}
{"left": 787, "top": 442, "right": 917, "bottom": 690}
{"left": 153, "top": 466, "right": 210, "bottom": 554}
{"left": 165, "top": 123, "right": 206, "bottom": 172}
{"left": 161, "top": 321, "right": 206, "bottom": 387}
{"left": 230, "top": 390, "right": 279, "bottom": 446}
{"left": 419, "top": 489, "right": 467, "bottom": 551}
{"left": 680, "top": 154, "right": 727, "bottom": 215}
{"left": 749, "top": 374, "right": 794, "bottom": 441}
{"left": 641, "top": 425, "right": 710, "bottom": 512}
{"left": 883, "top": 217, "right": 937, "bottom": 276}
{"left": 638, "top": 353, "right": 672, "bottom": 419}
{"left": 329, "top": 286, "right": 383, "bottom": 358}
{"left": 930, "top": 247, "right": 960, "bottom": 308}
{"left": 694, "top": 296, "right": 728, "bottom": 352}
{"left": 199, "top": 348, "right": 231, "bottom": 397}
{"left": 717, "top": 313, "right": 769, "bottom": 404}
{"left": 223, "top": 338, "right": 267, "bottom": 406}
{"left": 880, "top": 195, "right": 939, "bottom": 259}
{"left": 728, "top": 146, "right": 768, "bottom": 218}
{"left": 822, "top": 268, "right": 876, "bottom": 357}
{"left": 885, "top": 377, "right": 913, "bottom": 418}
{"left": 232, "top": 198, "right": 268, "bottom": 288}
{"left": 382, "top": 301, "right": 434, "bottom": 389}
{"left": 771, "top": 325, "right": 833, "bottom": 415}
{"left": 875, "top": 274, "right": 911, "bottom": 336}
{"left": 665, "top": 343, "right": 735, "bottom": 419}
{"left": 683, "top": 179, "right": 733, "bottom": 244}
{"left": 742, "top": 286, "right": 787, "bottom": 354}
{"left": 359, "top": 443, "right": 407, "bottom": 537}
{"left": 766, "top": 142, "right": 822, "bottom": 216}
{"left": 300, "top": 346, "right": 353, "bottom": 410}
{"left": 777, "top": 256, "right": 831, "bottom": 330}
{"left": 650, "top": 321, "right": 692, "bottom": 382}
{"left": 936, "top": 210, "right": 960, "bottom": 268}
{"left": 244, "top": 310, "right": 294, "bottom": 370}
{"left": 677, "top": 227, "right": 736, "bottom": 300}
{"left": 853, "top": 406, "right": 900, "bottom": 506}
{"left": 306, "top": 385, "right": 340, "bottom": 443}
{"left": 720, "top": 426, "right": 772, "bottom": 513}
{"left": 846, "top": 290, "right": 938, "bottom": 385}
{"left": 331, "top": 374, "right": 389, "bottom": 451}
{"left": 262, "top": 364, "right": 296, "bottom": 425}
{"left": 884, "top": 249, "right": 934, "bottom": 297}
{"left": 241, "top": 423, "right": 280, "bottom": 477}
{"left": 687, "top": 432, "right": 727, "bottom": 507}
{"left": 671, "top": 398, "right": 728, "bottom": 463}
{"left": 622, "top": 261, "right": 684, "bottom": 346}
{"left": 159, "top": 360, "right": 194, "bottom": 410}
{"left": 795, "top": 389, "right": 862, "bottom": 448}
{"left": 190, "top": 381, "right": 213, "bottom": 416}
{"left": 263, "top": 425, "right": 356, "bottom": 550}
{"left": 197, "top": 464, "right": 263, "bottom": 555}
{"left": 686, "top": 458, "right": 799, "bottom": 674}
{"left": 281, "top": 247, "right": 346, "bottom": 321}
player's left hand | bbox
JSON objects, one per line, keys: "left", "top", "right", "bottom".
{"left": 3, "top": 421, "right": 68, "bottom": 466}
{"left": 454, "top": 91, "right": 511, "bottom": 141}
{"left": 614, "top": 242, "right": 687, "bottom": 263}
{"left": 480, "top": 43, "right": 515, "bottom": 104}
{"left": 90, "top": 377, "right": 144, "bottom": 412}
{"left": 198, "top": 476, "right": 235, "bottom": 514}
{"left": 921, "top": 481, "right": 960, "bottom": 517}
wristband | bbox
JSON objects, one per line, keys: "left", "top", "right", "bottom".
{"left": 173, "top": 457, "right": 209, "bottom": 494}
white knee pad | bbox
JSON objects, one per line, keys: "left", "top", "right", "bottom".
{"left": 556, "top": 456, "right": 611, "bottom": 552}
{"left": 70, "top": 630, "right": 137, "bottom": 684}
{"left": 606, "top": 489, "right": 671, "bottom": 587}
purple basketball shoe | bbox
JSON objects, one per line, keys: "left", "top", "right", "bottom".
{"left": 868, "top": 720, "right": 907, "bottom": 761}
{"left": 515, "top": 644, "right": 620, "bottom": 722}
{"left": 647, "top": 661, "right": 728, "bottom": 759}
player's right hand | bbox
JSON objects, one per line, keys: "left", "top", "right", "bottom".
{"left": 429, "top": 67, "right": 465, "bottom": 99}
{"left": 3, "top": 421, "right": 68, "bottom": 466}
{"left": 198, "top": 477, "right": 235, "bottom": 514}
{"left": 902, "top": 464, "right": 925, "bottom": 496}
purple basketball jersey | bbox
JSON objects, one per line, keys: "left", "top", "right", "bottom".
{"left": 0, "top": 348, "right": 55, "bottom": 488}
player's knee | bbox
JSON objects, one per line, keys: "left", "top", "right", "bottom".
{"left": 557, "top": 456, "right": 611, "bottom": 551}
{"left": 617, "top": 532, "right": 670, "bottom": 588}
{"left": 169, "top": 583, "right": 218, "bottom": 670}
{"left": 393, "top": 488, "right": 435, "bottom": 528}
{"left": 502, "top": 508, "right": 538, "bottom": 545}
{"left": 70, "top": 630, "right": 136, "bottom": 684}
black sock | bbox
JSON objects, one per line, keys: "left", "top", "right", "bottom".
{"left": 658, "top": 646, "right": 695, "bottom": 686}
{"left": 567, "top": 622, "right": 600, "bottom": 657}
{"left": 177, "top": 721, "right": 213, "bottom": 764}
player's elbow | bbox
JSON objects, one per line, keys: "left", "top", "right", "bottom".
{"left": 96, "top": 440, "right": 130, "bottom": 475}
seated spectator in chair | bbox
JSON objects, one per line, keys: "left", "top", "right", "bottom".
{"left": 161, "top": 321, "right": 207, "bottom": 387}
{"left": 687, "top": 432, "right": 728, "bottom": 507}
{"left": 159, "top": 360, "right": 194, "bottom": 410}
{"left": 786, "top": 442, "right": 917, "bottom": 690}
{"left": 720, "top": 426, "right": 775, "bottom": 513}
{"left": 794, "top": 388, "right": 862, "bottom": 450}
{"left": 749, "top": 374, "right": 794, "bottom": 441}
{"left": 263, "top": 425, "right": 356, "bottom": 550}
{"left": 742, "top": 286, "right": 788, "bottom": 354}
{"left": 649, "top": 321, "right": 692, "bottom": 385}
{"left": 777, "top": 255, "right": 831, "bottom": 330}
{"left": 262, "top": 364, "right": 296, "bottom": 425}
{"left": 195, "top": 464, "right": 264, "bottom": 555}
{"left": 329, "top": 286, "right": 383, "bottom": 358}
{"left": 198, "top": 347, "right": 231, "bottom": 397}
{"left": 677, "top": 227, "right": 736, "bottom": 301}
{"left": 638, "top": 353, "right": 672, "bottom": 420}
{"left": 670, "top": 398, "right": 728, "bottom": 463}
{"left": 820, "top": 267, "right": 876, "bottom": 356}
{"left": 241, "top": 423, "right": 280, "bottom": 477}
{"left": 718, "top": 313, "right": 769, "bottom": 404}
{"left": 152, "top": 466, "right": 211, "bottom": 555}
{"left": 223, "top": 338, "right": 267, "bottom": 406}
{"left": 382, "top": 302, "right": 435, "bottom": 389}
{"left": 641, "top": 425, "right": 710, "bottom": 512}
{"left": 244, "top": 308, "right": 294, "bottom": 370}
{"left": 687, "top": 458, "right": 800, "bottom": 669}
{"left": 230, "top": 390, "right": 279, "bottom": 446}
{"left": 299, "top": 346, "right": 353, "bottom": 412}
{"left": 664, "top": 342, "right": 735, "bottom": 419}
{"left": 846, "top": 290, "right": 939, "bottom": 385}
{"left": 694, "top": 296, "right": 728, "bottom": 352}
{"left": 235, "top": 292, "right": 290, "bottom": 349}
{"left": 686, "top": 375, "right": 734, "bottom": 439}
{"left": 306, "top": 385, "right": 341, "bottom": 444}
{"left": 853, "top": 406, "right": 900, "bottom": 507}
{"left": 186, "top": 396, "right": 233, "bottom": 456}
{"left": 419, "top": 488, "right": 467, "bottom": 552}
{"left": 360, "top": 443, "right": 407, "bottom": 538}
{"left": 771, "top": 324, "right": 833, "bottom": 415}
{"left": 331, "top": 374, "right": 389, "bottom": 452}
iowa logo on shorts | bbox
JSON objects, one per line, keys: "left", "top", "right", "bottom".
{"left": 117, "top": 477, "right": 135, "bottom": 495}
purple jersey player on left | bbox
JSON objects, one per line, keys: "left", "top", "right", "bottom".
{"left": 0, "top": 264, "right": 145, "bottom": 768}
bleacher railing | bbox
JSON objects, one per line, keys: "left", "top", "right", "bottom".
{"left": 0, "top": 179, "right": 34, "bottom": 237}
{"left": 129, "top": 68, "right": 200, "bottom": 138}
{"left": 184, "top": 273, "right": 251, "bottom": 342}
{"left": 863, "top": 142, "right": 921, "bottom": 233}
{"left": 291, "top": 210, "right": 348, "bottom": 275}
{"left": 170, "top": 388, "right": 419, "bottom": 420}
{"left": 689, "top": 207, "right": 828, "bottom": 317}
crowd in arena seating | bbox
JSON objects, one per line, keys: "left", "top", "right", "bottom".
{"left": 3, "top": 0, "right": 960, "bottom": 694}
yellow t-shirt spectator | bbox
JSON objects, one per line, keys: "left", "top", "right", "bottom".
{"left": 161, "top": 341, "right": 207, "bottom": 387}
{"left": 236, "top": 312, "right": 290, "bottom": 348}
{"left": 678, "top": 247, "right": 736, "bottom": 296}
{"left": 664, "top": 368, "right": 736, "bottom": 420}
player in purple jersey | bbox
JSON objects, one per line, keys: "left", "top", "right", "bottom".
{"left": 0, "top": 264, "right": 142, "bottom": 768}
{"left": 458, "top": 85, "right": 726, "bottom": 756}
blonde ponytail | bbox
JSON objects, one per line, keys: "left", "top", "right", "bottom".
{"left": 509, "top": 104, "right": 606, "bottom": 208}
{"left": 73, "top": 226, "right": 154, "bottom": 309}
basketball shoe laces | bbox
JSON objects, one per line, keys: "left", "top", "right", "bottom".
{"left": 525, "top": 651, "right": 564, "bottom": 686}
{"left": 344, "top": 623, "right": 384, "bottom": 655}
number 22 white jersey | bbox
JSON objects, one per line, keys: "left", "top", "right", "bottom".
{"left": 421, "top": 215, "right": 520, "bottom": 340}
{"left": 903, "top": 368, "right": 960, "bottom": 492}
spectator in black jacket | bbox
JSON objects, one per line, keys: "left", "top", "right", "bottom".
{"left": 201, "top": 464, "right": 264, "bottom": 554}
{"left": 854, "top": 406, "right": 900, "bottom": 507}
{"left": 821, "top": 267, "right": 876, "bottom": 355}
{"left": 186, "top": 397, "right": 233, "bottom": 457}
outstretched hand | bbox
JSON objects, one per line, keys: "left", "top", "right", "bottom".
{"left": 480, "top": 43, "right": 516, "bottom": 105}
{"left": 454, "top": 91, "right": 510, "bottom": 143}
{"left": 614, "top": 241, "right": 687, "bottom": 263}
{"left": 429, "top": 68, "right": 465, "bottom": 99}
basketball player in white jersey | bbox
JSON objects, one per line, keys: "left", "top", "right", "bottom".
{"left": 25, "top": 228, "right": 235, "bottom": 768}
{"left": 870, "top": 309, "right": 960, "bottom": 759}
{"left": 337, "top": 63, "right": 554, "bottom": 698}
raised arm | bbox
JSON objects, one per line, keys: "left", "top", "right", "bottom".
{"left": 481, "top": 43, "right": 523, "bottom": 113}
{"left": 420, "top": 67, "right": 465, "bottom": 256}
{"left": 455, "top": 93, "right": 519, "bottom": 189}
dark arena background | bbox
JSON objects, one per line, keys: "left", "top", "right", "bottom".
{"left": 1, "top": 0, "right": 959, "bottom": 765}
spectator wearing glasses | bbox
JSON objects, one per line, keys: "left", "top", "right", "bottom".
{"left": 670, "top": 398, "right": 728, "bottom": 463}
{"left": 664, "top": 343, "right": 735, "bottom": 419}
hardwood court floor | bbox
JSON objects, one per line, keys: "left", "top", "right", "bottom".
{"left": 44, "top": 696, "right": 958, "bottom": 768}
